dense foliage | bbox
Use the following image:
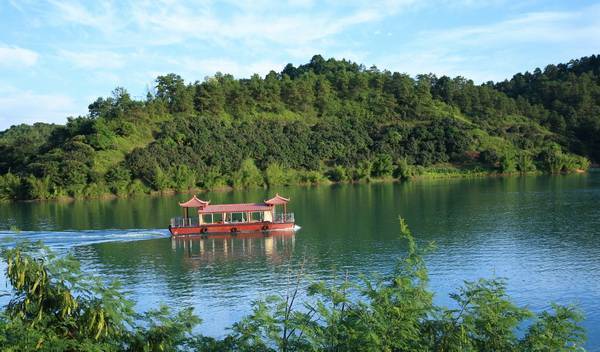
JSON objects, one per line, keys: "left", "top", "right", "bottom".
{"left": 0, "top": 220, "right": 585, "bottom": 351}
{"left": 1, "top": 55, "right": 597, "bottom": 200}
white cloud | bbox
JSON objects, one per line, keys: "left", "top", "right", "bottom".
{"left": 46, "top": 0, "right": 123, "bottom": 34}
{"left": 0, "top": 45, "right": 39, "bottom": 67}
{"left": 421, "top": 8, "right": 600, "bottom": 46}
{"left": 172, "top": 57, "right": 284, "bottom": 79}
{"left": 44, "top": 0, "right": 417, "bottom": 47}
{"left": 377, "top": 4, "right": 600, "bottom": 82}
{"left": 59, "top": 50, "right": 125, "bottom": 69}
{"left": 0, "top": 87, "right": 80, "bottom": 130}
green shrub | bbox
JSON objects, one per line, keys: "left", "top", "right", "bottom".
{"left": 21, "top": 175, "right": 51, "bottom": 200}
{"left": 128, "top": 179, "right": 149, "bottom": 195}
{"left": 372, "top": 154, "right": 394, "bottom": 178}
{"left": 327, "top": 165, "right": 348, "bottom": 182}
{"left": 0, "top": 173, "right": 22, "bottom": 201}
{"left": 297, "top": 170, "right": 326, "bottom": 184}
{"left": 170, "top": 165, "right": 197, "bottom": 191}
{"left": 394, "top": 158, "right": 414, "bottom": 180}
{"left": 232, "top": 159, "right": 264, "bottom": 188}
{"left": 517, "top": 151, "right": 536, "bottom": 173}
{"left": 83, "top": 182, "right": 111, "bottom": 198}
{"left": 201, "top": 168, "right": 229, "bottom": 190}
{"left": 106, "top": 166, "right": 132, "bottom": 195}
{"left": 265, "top": 163, "right": 297, "bottom": 186}
{"left": 151, "top": 166, "right": 172, "bottom": 191}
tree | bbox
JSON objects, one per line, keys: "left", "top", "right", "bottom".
{"left": 232, "top": 159, "right": 264, "bottom": 188}
{"left": 372, "top": 154, "right": 394, "bottom": 177}
{"left": 105, "top": 166, "right": 132, "bottom": 195}
{"left": 155, "top": 74, "right": 194, "bottom": 113}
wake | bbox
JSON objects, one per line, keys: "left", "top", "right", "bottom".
{"left": 0, "top": 228, "right": 170, "bottom": 249}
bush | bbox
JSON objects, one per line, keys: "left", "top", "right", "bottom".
{"left": 128, "top": 179, "right": 149, "bottom": 196}
{"left": 297, "top": 170, "right": 326, "bottom": 184}
{"left": 105, "top": 166, "right": 132, "bottom": 195}
{"left": 201, "top": 168, "right": 229, "bottom": 190}
{"left": 500, "top": 151, "right": 517, "bottom": 173}
{"left": 517, "top": 151, "right": 536, "bottom": 173}
{"left": 151, "top": 166, "right": 173, "bottom": 191}
{"left": 350, "top": 160, "right": 372, "bottom": 181}
{"left": 170, "top": 165, "right": 196, "bottom": 191}
{"left": 232, "top": 159, "right": 264, "bottom": 189}
{"left": 394, "top": 158, "right": 414, "bottom": 180}
{"left": 21, "top": 175, "right": 51, "bottom": 200}
{"left": 83, "top": 182, "right": 111, "bottom": 198}
{"left": 265, "top": 163, "right": 296, "bottom": 186}
{"left": 372, "top": 154, "right": 394, "bottom": 177}
{"left": 0, "top": 173, "right": 22, "bottom": 201}
{"left": 326, "top": 165, "right": 348, "bottom": 182}
{"left": 0, "top": 242, "right": 200, "bottom": 351}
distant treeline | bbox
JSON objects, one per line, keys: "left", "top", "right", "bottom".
{"left": 1, "top": 54, "right": 598, "bottom": 200}
{"left": 0, "top": 220, "right": 585, "bottom": 350}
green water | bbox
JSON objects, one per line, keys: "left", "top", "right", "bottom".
{"left": 1, "top": 174, "right": 600, "bottom": 349}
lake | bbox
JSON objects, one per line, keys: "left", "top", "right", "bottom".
{"left": 1, "top": 173, "right": 600, "bottom": 350}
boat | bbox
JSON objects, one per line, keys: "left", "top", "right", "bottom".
{"left": 169, "top": 193, "right": 295, "bottom": 236}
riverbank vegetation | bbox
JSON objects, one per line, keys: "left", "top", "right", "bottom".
{"left": 0, "top": 220, "right": 585, "bottom": 351}
{"left": 1, "top": 55, "right": 598, "bottom": 201}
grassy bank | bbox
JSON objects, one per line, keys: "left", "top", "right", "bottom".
{"left": 0, "top": 160, "right": 589, "bottom": 204}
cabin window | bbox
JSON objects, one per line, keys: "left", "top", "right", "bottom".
{"left": 212, "top": 213, "right": 223, "bottom": 223}
{"left": 231, "top": 213, "right": 244, "bottom": 222}
{"left": 251, "top": 212, "right": 262, "bottom": 221}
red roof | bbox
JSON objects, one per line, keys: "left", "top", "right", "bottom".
{"left": 265, "top": 193, "right": 290, "bottom": 205}
{"left": 199, "top": 203, "right": 273, "bottom": 213}
{"left": 179, "top": 195, "right": 210, "bottom": 208}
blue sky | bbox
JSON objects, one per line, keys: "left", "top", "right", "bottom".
{"left": 1, "top": 0, "right": 599, "bottom": 130}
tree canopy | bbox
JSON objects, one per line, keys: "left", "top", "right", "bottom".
{"left": 1, "top": 54, "right": 597, "bottom": 200}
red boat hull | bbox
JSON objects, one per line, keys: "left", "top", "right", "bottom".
{"left": 169, "top": 221, "right": 295, "bottom": 236}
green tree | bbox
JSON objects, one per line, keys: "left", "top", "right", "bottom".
{"left": 155, "top": 73, "right": 194, "bottom": 113}
{"left": 232, "top": 159, "right": 264, "bottom": 188}
{"left": 372, "top": 154, "right": 394, "bottom": 177}
{"left": 170, "top": 165, "right": 197, "bottom": 191}
{"left": 265, "top": 163, "right": 292, "bottom": 186}
{"left": 105, "top": 166, "right": 132, "bottom": 196}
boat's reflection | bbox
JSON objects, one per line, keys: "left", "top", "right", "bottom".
{"left": 171, "top": 231, "right": 296, "bottom": 265}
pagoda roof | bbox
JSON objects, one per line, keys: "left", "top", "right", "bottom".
{"left": 199, "top": 203, "right": 273, "bottom": 214}
{"left": 179, "top": 195, "right": 210, "bottom": 208}
{"left": 265, "top": 193, "right": 290, "bottom": 205}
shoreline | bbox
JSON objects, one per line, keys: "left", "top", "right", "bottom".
{"left": 2, "top": 168, "right": 594, "bottom": 204}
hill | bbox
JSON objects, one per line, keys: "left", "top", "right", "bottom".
{"left": 0, "top": 54, "right": 596, "bottom": 201}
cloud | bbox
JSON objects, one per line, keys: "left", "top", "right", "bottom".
{"left": 0, "top": 87, "right": 80, "bottom": 130}
{"left": 171, "top": 57, "right": 284, "bottom": 79}
{"left": 46, "top": 0, "right": 122, "bottom": 33}
{"left": 43, "top": 0, "right": 416, "bottom": 48}
{"left": 377, "top": 4, "right": 600, "bottom": 82}
{"left": 0, "top": 45, "right": 39, "bottom": 67}
{"left": 420, "top": 8, "right": 600, "bottom": 46}
{"left": 59, "top": 50, "right": 125, "bottom": 69}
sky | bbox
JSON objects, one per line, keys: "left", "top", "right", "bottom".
{"left": 1, "top": 0, "right": 600, "bottom": 130}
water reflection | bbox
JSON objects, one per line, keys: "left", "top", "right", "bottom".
{"left": 171, "top": 232, "right": 296, "bottom": 266}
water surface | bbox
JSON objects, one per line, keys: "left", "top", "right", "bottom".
{"left": 1, "top": 174, "right": 599, "bottom": 349}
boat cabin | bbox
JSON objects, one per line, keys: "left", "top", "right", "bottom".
{"left": 169, "top": 194, "right": 295, "bottom": 235}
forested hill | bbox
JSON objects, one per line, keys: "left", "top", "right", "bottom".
{"left": 0, "top": 55, "right": 597, "bottom": 201}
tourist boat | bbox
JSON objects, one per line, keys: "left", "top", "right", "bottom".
{"left": 169, "top": 194, "right": 295, "bottom": 236}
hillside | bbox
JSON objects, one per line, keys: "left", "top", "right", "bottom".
{"left": 0, "top": 55, "right": 596, "bottom": 201}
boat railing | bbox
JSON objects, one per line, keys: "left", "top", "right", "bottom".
{"left": 171, "top": 213, "right": 295, "bottom": 227}
{"left": 170, "top": 217, "right": 199, "bottom": 228}
{"left": 274, "top": 213, "right": 295, "bottom": 223}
